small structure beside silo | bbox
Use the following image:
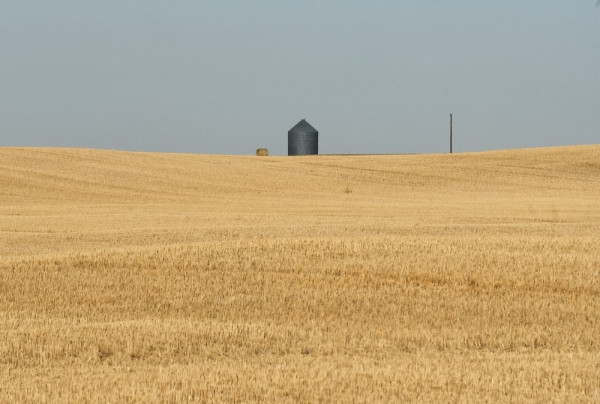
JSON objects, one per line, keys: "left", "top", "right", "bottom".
{"left": 288, "top": 119, "right": 318, "bottom": 156}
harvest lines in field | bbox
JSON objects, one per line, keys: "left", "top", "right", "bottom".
{"left": 0, "top": 146, "right": 599, "bottom": 402}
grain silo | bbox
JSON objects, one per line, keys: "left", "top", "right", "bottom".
{"left": 288, "top": 119, "right": 318, "bottom": 156}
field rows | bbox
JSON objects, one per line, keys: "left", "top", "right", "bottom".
{"left": 0, "top": 146, "right": 599, "bottom": 402}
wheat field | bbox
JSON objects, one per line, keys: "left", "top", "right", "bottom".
{"left": 0, "top": 145, "right": 599, "bottom": 402}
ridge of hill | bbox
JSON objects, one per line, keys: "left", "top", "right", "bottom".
{"left": 1, "top": 145, "right": 598, "bottom": 204}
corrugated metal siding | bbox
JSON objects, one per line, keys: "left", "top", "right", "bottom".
{"left": 288, "top": 132, "right": 318, "bottom": 155}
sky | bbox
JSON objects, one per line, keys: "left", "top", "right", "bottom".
{"left": 2, "top": 1, "right": 599, "bottom": 155}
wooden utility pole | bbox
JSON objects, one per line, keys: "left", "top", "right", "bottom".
{"left": 450, "top": 113, "right": 453, "bottom": 154}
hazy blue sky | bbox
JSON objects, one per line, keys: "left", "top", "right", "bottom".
{"left": 2, "top": 1, "right": 599, "bottom": 155}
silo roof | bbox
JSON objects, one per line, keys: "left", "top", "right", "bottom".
{"left": 289, "top": 119, "right": 318, "bottom": 134}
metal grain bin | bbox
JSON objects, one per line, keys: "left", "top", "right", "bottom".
{"left": 288, "top": 119, "right": 318, "bottom": 156}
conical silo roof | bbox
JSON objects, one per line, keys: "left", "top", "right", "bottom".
{"left": 289, "top": 119, "right": 318, "bottom": 135}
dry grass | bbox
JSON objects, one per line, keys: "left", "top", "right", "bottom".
{"left": 0, "top": 145, "right": 599, "bottom": 402}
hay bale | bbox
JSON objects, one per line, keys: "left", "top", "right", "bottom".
{"left": 256, "top": 148, "right": 269, "bottom": 156}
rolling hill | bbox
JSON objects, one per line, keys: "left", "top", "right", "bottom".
{"left": 0, "top": 145, "right": 599, "bottom": 402}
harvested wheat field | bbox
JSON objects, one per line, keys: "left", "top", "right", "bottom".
{"left": 0, "top": 145, "right": 599, "bottom": 402}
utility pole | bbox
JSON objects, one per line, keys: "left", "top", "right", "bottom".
{"left": 449, "top": 113, "right": 453, "bottom": 154}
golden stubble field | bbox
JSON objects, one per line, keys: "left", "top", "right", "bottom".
{"left": 0, "top": 146, "right": 599, "bottom": 402}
